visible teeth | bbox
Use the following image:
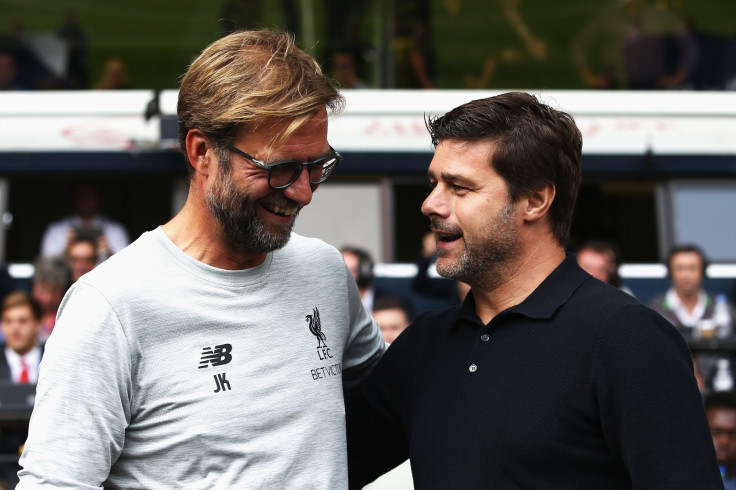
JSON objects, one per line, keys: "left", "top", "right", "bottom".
{"left": 268, "top": 204, "right": 297, "bottom": 216}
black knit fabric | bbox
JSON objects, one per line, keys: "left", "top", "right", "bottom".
{"left": 347, "top": 254, "right": 723, "bottom": 489}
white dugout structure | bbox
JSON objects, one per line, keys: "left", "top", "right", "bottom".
{"left": 1, "top": 89, "right": 736, "bottom": 283}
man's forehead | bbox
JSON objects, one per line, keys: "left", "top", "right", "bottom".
{"left": 428, "top": 140, "right": 496, "bottom": 180}
{"left": 236, "top": 109, "right": 330, "bottom": 159}
{"left": 672, "top": 252, "right": 702, "bottom": 265}
{"left": 709, "top": 407, "right": 736, "bottom": 425}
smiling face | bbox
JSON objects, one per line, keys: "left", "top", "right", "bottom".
{"left": 206, "top": 108, "right": 330, "bottom": 254}
{"left": 421, "top": 139, "right": 521, "bottom": 288}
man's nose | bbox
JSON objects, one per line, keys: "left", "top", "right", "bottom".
{"left": 283, "top": 167, "right": 314, "bottom": 206}
{"left": 422, "top": 186, "right": 447, "bottom": 218}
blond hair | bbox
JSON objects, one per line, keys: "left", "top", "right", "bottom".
{"left": 2, "top": 290, "right": 43, "bottom": 321}
{"left": 177, "top": 29, "right": 344, "bottom": 176}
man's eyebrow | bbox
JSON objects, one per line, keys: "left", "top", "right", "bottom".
{"left": 429, "top": 170, "right": 477, "bottom": 188}
{"left": 263, "top": 147, "right": 333, "bottom": 165}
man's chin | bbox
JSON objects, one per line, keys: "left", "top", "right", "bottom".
{"left": 435, "top": 258, "right": 462, "bottom": 281}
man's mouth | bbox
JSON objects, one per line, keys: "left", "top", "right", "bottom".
{"left": 262, "top": 202, "right": 299, "bottom": 217}
{"left": 436, "top": 231, "right": 462, "bottom": 243}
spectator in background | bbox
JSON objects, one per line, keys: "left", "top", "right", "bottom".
{"left": 341, "top": 246, "right": 378, "bottom": 312}
{"left": 40, "top": 182, "right": 129, "bottom": 259}
{"left": 648, "top": 244, "right": 734, "bottom": 338}
{"left": 94, "top": 58, "right": 129, "bottom": 90}
{"left": 66, "top": 237, "right": 98, "bottom": 282}
{"left": 392, "top": 0, "right": 436, "bottom": 89}
{"left": 30, "top": 255, "right": 70, "bottom": 342}
{"left": 575, "top": 239, "right": 633, "bottom": 295}
{"left": 0, "top": 291, "right": 43, "bottom": 385}
{"left": 373, "top": 297, "right": 411, "bottom": 344}
{"left": 649, "top": 245, "right": 735, "bottom": 391}
{"left": 0, "top": 292, "right": 42, "bottom": 490}
{"left": 0, "top": 51, "right": 27, "bottom": 90}
{"left": 56, "top": 9, "right": 89, "bottom": 89}
{"left": 330, "top": 48, "right": 367, "bottom": 89}
{"left": 572, "top": 0, "right": 698, "bottom": 89}
{"left": 705, "top": 391, "right": 736, "bottom": 489}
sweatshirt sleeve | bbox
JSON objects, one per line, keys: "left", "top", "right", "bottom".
{"left": 342, "top": 266, "right": 386, "bottom": 393}
{"left": 17, "top": 283, "right": 132, "bottom": 489}
{"left": 592, "top": 303, "right": 723, "bottom": 489}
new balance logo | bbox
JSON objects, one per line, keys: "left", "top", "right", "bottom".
{"left": 199, "top": 344, "right": 233, "bottom": 369}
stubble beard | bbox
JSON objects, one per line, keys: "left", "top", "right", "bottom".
{"left": 434, "top": 202, "right": 521, "bottom": 289}
{"left": 206, "top": 164, "right": 298, "bottom": 254}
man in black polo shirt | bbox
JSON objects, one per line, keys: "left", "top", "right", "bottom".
{"left": 346, "top": 92, "right": 721, "bottom": 489}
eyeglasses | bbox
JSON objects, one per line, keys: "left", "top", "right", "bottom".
{"left": 227, "top": 144, "right": 342, "bottom": 189}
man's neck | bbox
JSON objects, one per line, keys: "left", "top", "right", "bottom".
{"left": 472, "top": 243, "right": 566, "bottom": 324}
{"left": 676, "top": 290, "right": 701, "bottom": 312}
{"left": 11, "top": 343, "right": 37, "bottom": 357}
{"left": 162, "top": 196, "right": 267, "bottom": 270}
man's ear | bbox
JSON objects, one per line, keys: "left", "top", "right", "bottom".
{"left": 185, "top": 128, "right": 212, "bottom": 177}
{"left": 522, "top": 184, "right": 555, "bottom": 223}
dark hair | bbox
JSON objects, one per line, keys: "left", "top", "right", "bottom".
{"left": 705, "top": 390, "right": 736, "bottom": 411}
{"left": 578, "top": 240, "right": 622, "bottom": 264}
{"left": 373, "top": 296, "right": 410, "bottom": 315}
{"left": 426, "top": 92, "right": 582, "bottom": 246}
{"left": 667, "top": 244, "right": 707, "bottom": 276}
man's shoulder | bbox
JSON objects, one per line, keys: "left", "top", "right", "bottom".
{"left": 77, "top": 230, "right": 159, "bottom": 286}
{"left": 285, "top": 233, "right": 336, "bottom": 252}
{"left": 559, "top": 277, "right": 675, "bottom": 335}
{"left": 571, "top": 275, "right": 643, "bottom": 308}
{"left": 278, "top": 233, "right": 343, "bottom": 266}
{"left": 403, "top": 304, "right": 463, "bottom": 337}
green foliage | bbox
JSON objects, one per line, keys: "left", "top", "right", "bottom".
{"left": 1, "top": 0, "right": 735, "bottom": 90}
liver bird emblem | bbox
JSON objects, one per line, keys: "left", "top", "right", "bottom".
{"left": 306, "top": 307, "right": 327, "bottom": 349}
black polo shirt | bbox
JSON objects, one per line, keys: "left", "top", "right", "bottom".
{"left": 347, "top": 254, "right": 722, "bottom": 489}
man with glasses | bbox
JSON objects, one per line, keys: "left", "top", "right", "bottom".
{"left": 18, "top": 29, "right": 384, "bottom": 489}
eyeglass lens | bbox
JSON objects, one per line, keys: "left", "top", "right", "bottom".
{"left": 269, "top": 158, "right": 337, "bottom": 188}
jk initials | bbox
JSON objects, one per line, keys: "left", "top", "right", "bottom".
{"left": 213, "top": 373, "right": 231, "bottom": 393}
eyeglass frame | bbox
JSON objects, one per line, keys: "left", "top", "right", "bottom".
{"left": 226, "top": 144, "right": 342, "bottom": 189}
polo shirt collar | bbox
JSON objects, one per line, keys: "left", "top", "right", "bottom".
{"left": 455, "top": 253, "right": 588, "bottom": 327}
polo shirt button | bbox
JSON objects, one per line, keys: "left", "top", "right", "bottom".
{"left": 469, "top": 364, "right": 477, "bottom": 373}
{"left": 480, "top": 334, "right": 490, "bottom": 342}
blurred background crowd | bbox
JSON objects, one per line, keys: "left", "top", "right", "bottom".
{"left": 2, "top": 0, "right": 736, "bottom": 92}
